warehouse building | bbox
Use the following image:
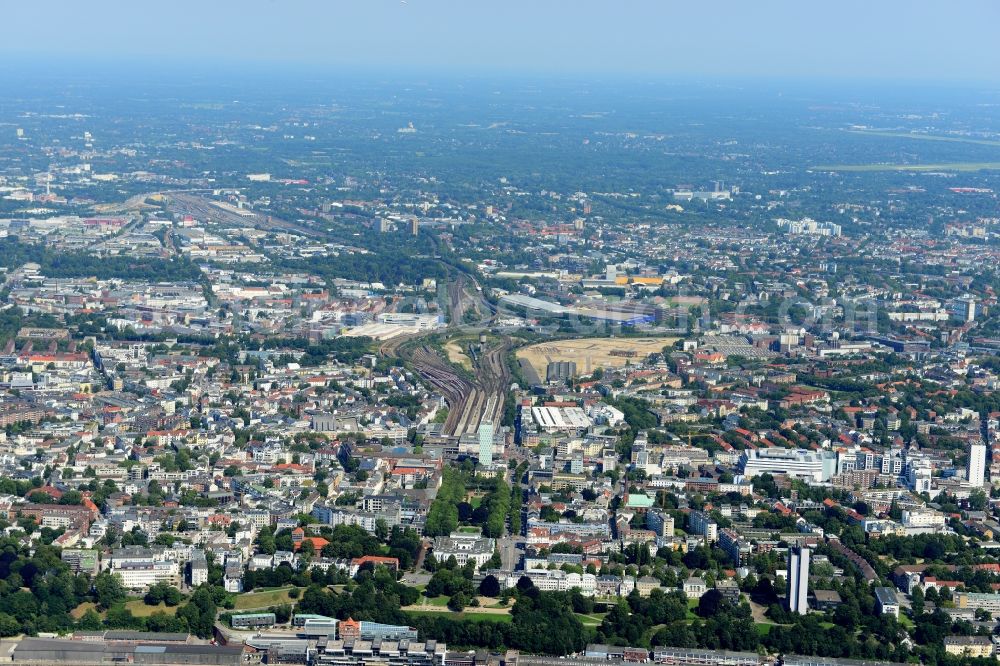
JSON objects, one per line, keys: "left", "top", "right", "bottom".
{"left": 11, "top": 638, "right": 244, "bottom": 665}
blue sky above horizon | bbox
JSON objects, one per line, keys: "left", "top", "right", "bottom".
{"left": 4, "top": 0, "right": 1000, "bottom": 84}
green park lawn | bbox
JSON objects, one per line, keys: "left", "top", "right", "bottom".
{"left": 124, "top": 600, "right": 178, "bottom": 617}
{"left": 404, "top": 609, "right": 512, "bottom": 623}
{"left": 575, "top": 612, "right": 606, "bottom": 627}
{"left": 233, "top": 587, "right": 300, "bottom": 610}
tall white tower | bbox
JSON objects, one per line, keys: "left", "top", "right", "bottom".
{"left": 787, "top": 546, "right": 810, "bottom": 614}
{"left": 478, "top": 420, "right": 494, "bottom": 468}
{"left": 968, "top": 442, "right": 986, "bottom": 487}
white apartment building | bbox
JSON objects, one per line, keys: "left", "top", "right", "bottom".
{"left": 112, "top": 561, "right": 180, "bottom": 590}
{"left": 968, "top": 442, "right": 986, "bottom": 487}
{"left": 900, "top": 510, "right": 946, "bottom": 529}
{"left": 501, "top": 570, "right": 597, "bottom": 596}
{"left": 688, "top": 510, "right": 718, "bottom": 543}
{"left": 740, "top": 448, "right": 838, "bottom": 483}
{"left": 189, "top": 557, "right": 208, "bottom": 587}
{"left": 244, "top": 509, "right": 272, "bottom": 530}
{"left": 907, "top": 458, "right": 933, "bottom": 493}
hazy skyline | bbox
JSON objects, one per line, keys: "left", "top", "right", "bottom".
{"left": 3, "top": 0, "right": 1000, "bottom": 83}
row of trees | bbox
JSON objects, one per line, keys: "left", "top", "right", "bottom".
{"left": 296, "top": 572, "right": 586, "bottom": 655}
{"left": 476, "top": 475, "right": 511, "bottom": 538}
{"left": 424, "top": 467, "right": 467, "bottom": 536}
{"left": 254, "top": 523, "right": 422, "bottom": 572}
{"left": 427, "top": 468, "right": 523, "bottom": 541}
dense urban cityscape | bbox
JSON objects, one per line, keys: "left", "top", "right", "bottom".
{"left": 2, "top": 3, "right": 1000, "bottom": 666}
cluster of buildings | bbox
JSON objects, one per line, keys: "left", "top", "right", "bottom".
{"left": 4, "top": 84, "right": 1000, "bottom": 666}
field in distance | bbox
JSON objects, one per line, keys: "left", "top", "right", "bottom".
{"left": 811, "top": 162, "right": 1000, "bottom": 172}
{"left": 516, "top": 336, "right": 678, "bottom": 380}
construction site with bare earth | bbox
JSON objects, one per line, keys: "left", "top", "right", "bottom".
{"left": 515, "top": 336, "right": 679, "bottom": 383}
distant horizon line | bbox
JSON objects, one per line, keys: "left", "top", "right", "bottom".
{"left": 2, "top": 54, "right": 1000, "bottom": 91}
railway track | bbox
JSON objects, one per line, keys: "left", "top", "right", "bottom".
{"left": 379, "top": 264, "right": 508, "bottom": 442}
{"left": 446, "top": 272, "right": 495, "bottom": 329}
{"left": 164, "top": 191, "right": 323, "bottom": 239}
{"left": 407, "top": 345, "right": 476, "bottom": 435}
{"left": 399, "top": 336, "right": 512, "bottom": 439}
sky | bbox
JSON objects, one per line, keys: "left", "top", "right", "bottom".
{"left": 3, "top": 0, "right": 1000, "bottom": 83}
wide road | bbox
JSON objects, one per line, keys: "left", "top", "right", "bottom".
{"left": 496, "top": 536, "right": 521, "bottom": 571}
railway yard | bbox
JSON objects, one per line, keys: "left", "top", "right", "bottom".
{"left": 378, "top": 269, "right": 510, "bottom": 442}
{"left": 403, "top": 337, "right": 509, "bottom": 438}
{"left": 163, "top": 191, "right": 322, "bottom": 238}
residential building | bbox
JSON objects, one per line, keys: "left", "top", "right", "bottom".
{"left": 189, "top": 555, "right": 208, "bottom": 587}
{"left": 874, "top": 586, "right": 899, "bottom": 618}
{"left": 968, "top": 442, "right": 986, "bottom": 487}
{"left": 943, "top": 636, "right": 994, "bottom": 659}
{"left": 647, "top": 509, "right": 675, "bottom": 538}
{"left": 719, "top": 528, "right": 751, "bottom": 566}
{"left": 787, "top": 546, "right": 810, "bottom": 614}
{"left": 688, "top": 510, "right": 718, "bottom": 543}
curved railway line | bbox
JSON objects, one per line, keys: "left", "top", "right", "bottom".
{"left": 380, "top": 265, "right": 509, "bottom": 442}
{"left": 396, "top": 337, "right": 511, "bottom": 439}
{"left": 142, "top": 189, "right": 507, "bottom": 443}
{"left": 446, "top": 273, "right": 495, "bottom": 328}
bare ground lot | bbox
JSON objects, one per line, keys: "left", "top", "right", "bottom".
{"left": 516, "top": 336, "right": 679, "bottom": 378}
